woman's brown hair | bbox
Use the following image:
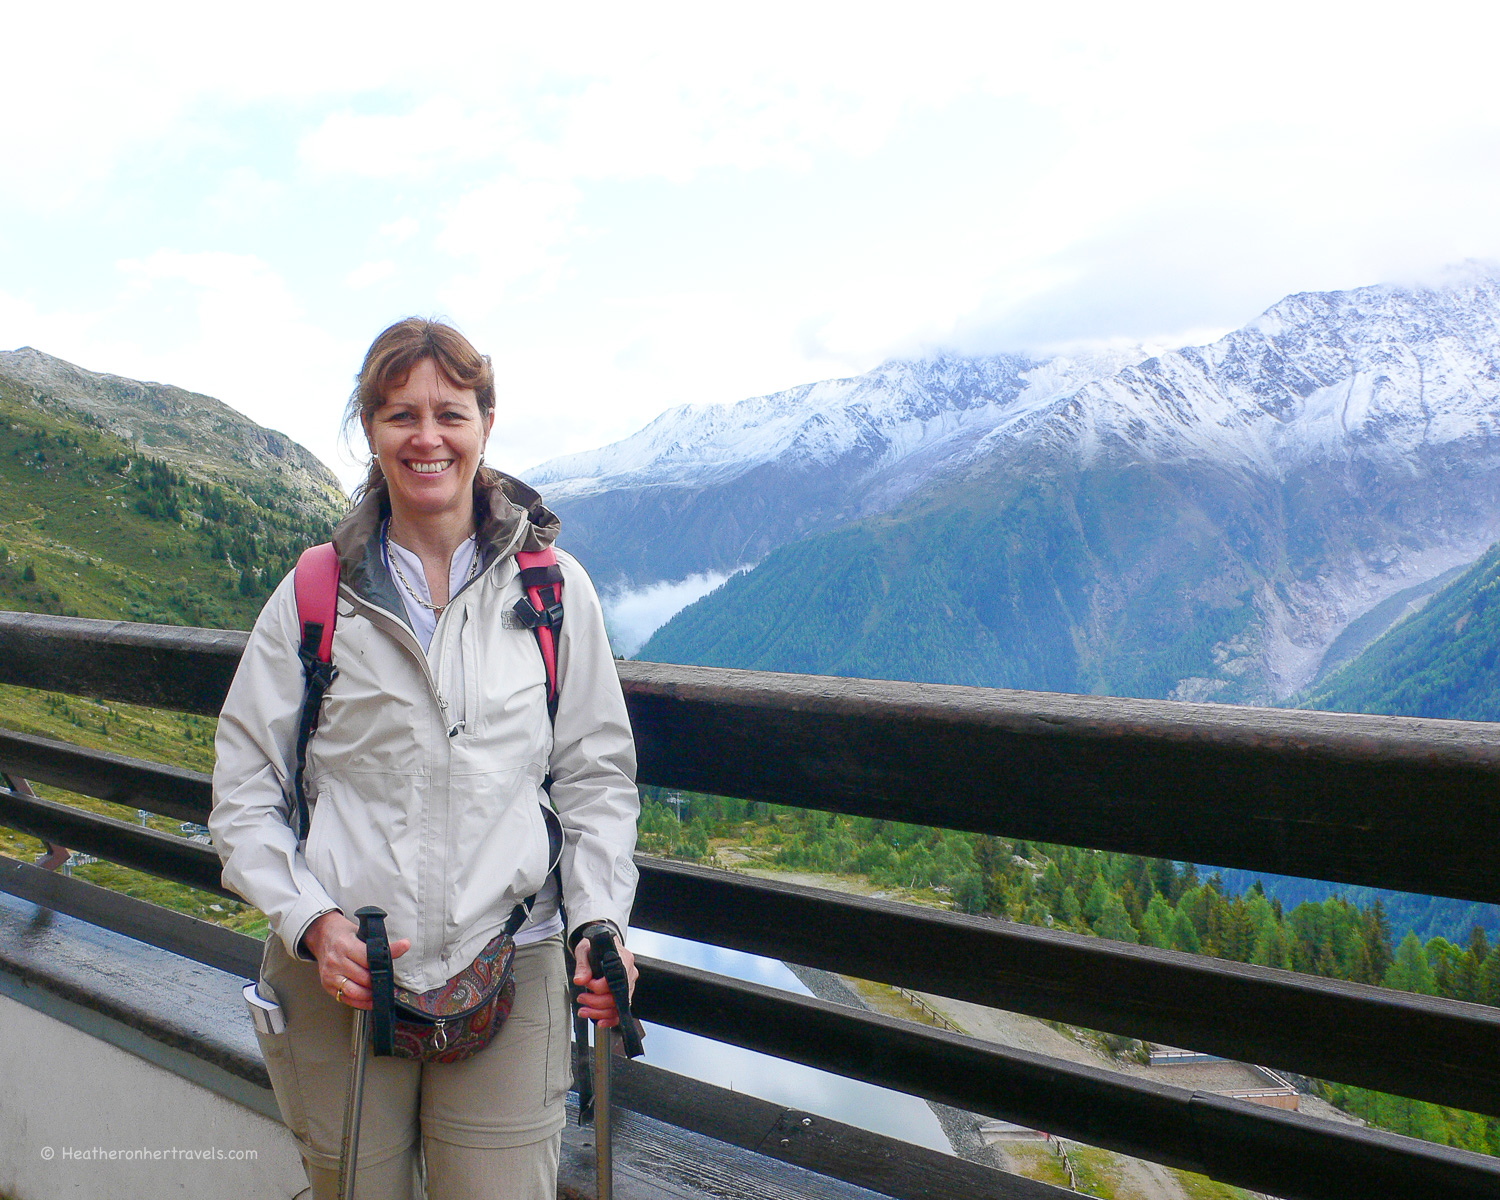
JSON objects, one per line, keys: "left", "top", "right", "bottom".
{"left": 344, "top": 318, "right": 496, "bottom": 500}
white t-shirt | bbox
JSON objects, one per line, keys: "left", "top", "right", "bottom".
{"left": 382, "top": 530, "right": 564, "bottom": 948}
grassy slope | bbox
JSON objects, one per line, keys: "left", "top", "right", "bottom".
{"left": 0, "top": 374, "right": 335, "bottom": 628}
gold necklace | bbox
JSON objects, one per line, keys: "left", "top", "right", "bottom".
{"left": 386, "top": 531, "right": 479, "bottom": 614}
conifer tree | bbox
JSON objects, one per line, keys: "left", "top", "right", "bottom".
{"left": 1168, "top": 909, "right": 1202, "bottom": 954}
{"left": 1459, "top": 926, "right": 1491, "bottom": 1002}
{"left": 1251, "top": 920, "right": 1292, "bottom": 970}
{"left": 1480, "top": 944, "right": 1500, "bottom": 1007}
{"left": 1083, "top": 877, "right": 1110, "bottom": 928}
{"left": 1385, "top": 932, "right": 1437, "bottom": 995}
{"left": 1059, "top": 885, "right": 1082, "bottom": 929}
{"left": 1363, "top": 900, "right": 1395, "bottom": 982}
{"left": 1096, "top": 895, "right": 1139, "bottom": 944}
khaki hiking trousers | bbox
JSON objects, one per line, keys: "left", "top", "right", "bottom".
{"left": 255, "top": 932, "right": 571, "bottom": 1200}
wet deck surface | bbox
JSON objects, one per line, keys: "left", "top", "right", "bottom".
{"left": 559, "top": 1097, "right": 890, "bottom": 1200}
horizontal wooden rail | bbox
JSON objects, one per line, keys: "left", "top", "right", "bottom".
{"left": 638, "top": 959, "right": 1500, "bottom": 1200}
{"left": 636, "top": 858, "right": 1500, "bottom": 1118}
{"left": 0, "top": 612, "right": 245, "bottom": 715}
{"left": 3, "top": 612, "right": 1500, "bottom": 903}
{"left": 5, "top": 772, "right": 1499, "bottom": 1119}
{"left": 0, "top": 854, "right": 260, "bottom": 977}
{"left": 0, "top": 785, "right": 233, "bottom": 899}
{"left": 0, "top": 728, "right": 210, "bottom": 825}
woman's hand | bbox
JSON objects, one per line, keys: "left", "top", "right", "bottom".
{"left": 573, "top": 936, "right": 638, "bottom": 1029}
{"left": 303, "top": 910, "right": 411, "bottom": 1011}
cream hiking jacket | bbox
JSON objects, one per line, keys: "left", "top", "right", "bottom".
{"left": 209, "top": 473, "right": 639, "bottom": 993}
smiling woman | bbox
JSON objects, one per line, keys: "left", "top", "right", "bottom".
{"left": 210, "top": 317, "right": 641, "bottom": 1200}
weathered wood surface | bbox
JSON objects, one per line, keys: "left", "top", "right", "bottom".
{"left": 634, "top": 857, "right": 1500, "bottom": 1117}
{"left": 0, "top": 854, "right": 260, "bottom": 978}
{"left": 566, "top": 1061, "right": 1070, "bottom": 1200}
{"left": 2, "top": 611, "right": 1499, "bottom": 901}
{"left": 604, "top": 1058, "right": 1069, "bottom": 1200}
{"left": 0, "top": 728, "right": 211, "bottom": 824}
{"left": 6, "top": 749, "right": 1500, "bottom": 1116}
{"left": 0, "top": 784, "right": 233, "bottom": 898}
{"left": 634, "top": 957, "right": 1500, "bottom": 1200}
{"left": 620, "top": 661, "right": 1500, "bottom": 905}
{"left": 0, "top": 611, "right": 245, "bottom": 716}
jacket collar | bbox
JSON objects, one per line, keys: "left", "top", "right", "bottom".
{"left": 332, "top": 468, "right": 561, "bottom": 609}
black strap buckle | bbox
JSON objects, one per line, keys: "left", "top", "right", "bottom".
{"left": 513, "top": 596, "right": 564, "bottom": 631}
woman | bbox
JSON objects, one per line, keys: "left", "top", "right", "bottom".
{"left": 211, "top": 318, "right": 639, "bottom": 1200}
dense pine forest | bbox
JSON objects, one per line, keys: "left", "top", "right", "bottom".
{"left": 639, "top": 788, "right": 1500, "bottom": 1157}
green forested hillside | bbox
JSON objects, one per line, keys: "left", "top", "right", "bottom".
{"left": 1300, "top": 543, "right": 1500, "bottom": 720}
{"left": 642, "top": 462, "right": 1277, "bottom": 701}
{"left": 0, "top": 372, "right": 341, "bottom": 628}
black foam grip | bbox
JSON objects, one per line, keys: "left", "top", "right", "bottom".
{"left": 357, "top": 906, "right": 394, "bottom": 1057}
{"left": 588, "top": 929, "right": 645, "bottom": 1059}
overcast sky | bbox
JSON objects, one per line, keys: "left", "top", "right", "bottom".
{"left": 4, "top": 1, "right": 1499, "bottom": 491}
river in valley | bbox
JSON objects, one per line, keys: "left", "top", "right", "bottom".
{"left": 628, "top": 927, "right": 952, "bottom": 1154}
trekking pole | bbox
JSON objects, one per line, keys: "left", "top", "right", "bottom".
{"left": 593, "top": 1003, "right": 613, "bottom": 1200}
{"left": 586, "top": 927, "right": 646, "bottom": 1200}
{"left": 337, "top": 907, "right": 392, "bottom": 1200}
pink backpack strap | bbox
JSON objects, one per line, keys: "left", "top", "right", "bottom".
{"left": 513, "top": 548, "right": 564, "bottom": 719}
{"left": 294, "top": 542, "right": 340, "bottom": 664}
{"left": 291, "top": 542, "right": 340, "bottom": 839}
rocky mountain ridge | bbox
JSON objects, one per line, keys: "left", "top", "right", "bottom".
{"left": 0, "top": 348, "right": 345, "bottom": 516}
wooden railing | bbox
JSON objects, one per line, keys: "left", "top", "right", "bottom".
{"left": 2, "top": 611, "right": 1499, "bottom": 1200}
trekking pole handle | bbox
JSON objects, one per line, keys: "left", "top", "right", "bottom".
{"left": 587, "top": 927, "right": 645, "bottom": 1059}
{"left": 355, "top": 906, "right": 394, "bottom": 1057}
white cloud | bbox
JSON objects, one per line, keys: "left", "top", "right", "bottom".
{"left": 346, "top": 260, "right": 396, "bottom": 289}
{"left": 380, "top": 217, "right": 421, "bottom": 243}
{"left": 601, "top": 568, "right": 745, "bottom": 656}
{"left": 299, "top": 97, "right": 512, "bottom": 178}
{"left": 435, "top": 177, "right": 581, "bottom": 309}
{"left": 5, "top": 0, "right": 1500, "bottom": 495}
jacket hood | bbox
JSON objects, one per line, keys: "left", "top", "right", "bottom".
{"left": 332, "top": 468, "right": 561, "bottom": 607}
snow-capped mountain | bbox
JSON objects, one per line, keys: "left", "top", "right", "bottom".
{"left": 533, "top": 350, "right": 1144, "bottom": 500}
{"left": 532, "top": 267, "right": 1500, "bottom": 601}
{"left": 528, "top": 349, "right": 1145, "bottom": 586}
{"left": 971, "top": 269, "right": 1500, "bottom": 473}
{"left": 538, "top": 265, "right": 1500, "bottom": 701}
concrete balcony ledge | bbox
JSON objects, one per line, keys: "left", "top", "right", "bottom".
{"left": 0, "top": 888, "right": 308, "bottom": 1199}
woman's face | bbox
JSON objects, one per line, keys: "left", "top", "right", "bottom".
{"left": 365, "top": 358, "right": 494, "bottom": 528}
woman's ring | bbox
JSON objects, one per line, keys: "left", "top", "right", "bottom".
{"left": 337, "top": 975, "right": 348, "bottom": 1004}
